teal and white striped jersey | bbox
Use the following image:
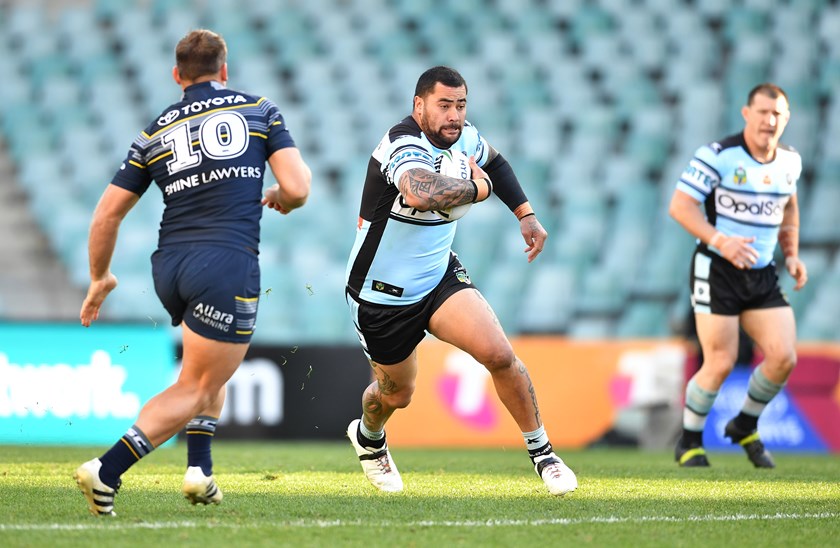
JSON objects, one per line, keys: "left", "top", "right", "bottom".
{"left": 346, "top": 116, "right": 489, "bottom": 305}
{"left": 676, "top": 132, "right": 801, "bottom": 268}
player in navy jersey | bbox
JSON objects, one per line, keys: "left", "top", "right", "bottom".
{"left": 74, "top": 29, "right": 311, "bottom": 516}
{"left": 344, "top": 66, "right": 577, "bottom": 496}
{"left": 669, "top": 83, "right": 807, "bottom": 468}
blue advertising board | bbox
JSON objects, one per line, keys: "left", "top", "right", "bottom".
{"left": 703, "top": 367, "right": 828, "bottom": 452}
{"left": 0, "top": 323, "right": 175, "bottom": 445}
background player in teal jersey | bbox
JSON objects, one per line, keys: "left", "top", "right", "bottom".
{"left": 344, "top": 66, "right": 577, "bottom": 496}
{"left": 669, "top": 83, "right": 808, "bottom": 468}
{"left": 74, "top": 29, "right": 311, "bottom": 516}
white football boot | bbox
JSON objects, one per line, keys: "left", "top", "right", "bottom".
{"left": 74, "top": 458, "right": 119, "bottom": 516}
{"left": 182, "top": 466, "right": 223, "bottom": 505}
{"left": 534, "top": 453, "right": 578, "bottom": 496}
{"left": 346, "top": 419, "right": 403, "bottom": 492}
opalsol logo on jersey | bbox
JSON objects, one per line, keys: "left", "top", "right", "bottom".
{"left": 716, "top": 190, "right": 787, "bottom": 224}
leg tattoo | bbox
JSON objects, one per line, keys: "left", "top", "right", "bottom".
{"left": 517, "top": 358, "right": 542, "bottom": 426}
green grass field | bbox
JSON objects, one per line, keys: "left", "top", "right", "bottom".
{"left": 0, "top": 442, "right": 837, "bottom": 547}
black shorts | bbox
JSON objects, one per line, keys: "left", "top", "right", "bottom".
{"left": 152, "top": 244, "right": 260, "bottom": 343}
{"left": 689, "top": 248, "right": 789, "bottom": 316}
{"left": 346, "top": 254, "right": 476, "bottom": 365}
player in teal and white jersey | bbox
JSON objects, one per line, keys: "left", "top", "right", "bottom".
{"left": 73, "top": 29, "right": 311, "bottom": 516}
{"left": 344, "top": 66, "right": 577, "bottom": 497}
{"left": 669, "top": 83, "right": 808, "bottom": 468}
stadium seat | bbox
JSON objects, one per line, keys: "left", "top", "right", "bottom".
{"left": 567, "top": 317, "right": 616, "bottom": 339}
{"left": 516, "top": 264, "right": 577, "bottom": 334}
{"left": 615, "top": 301, "right": 671, "bottom": 338}
{"left": 632, "top": 227, "right": 694, "bottom": 299}
{"left": 1, "top": 0, "right": 837, "bottom": 343}
{"left": 801, "top": 179, "right": 840, "bottom": 245}
{"left": 799, "top": 272, "right": 840, "bottom": 340}
{"left": 481, "top": 262, "right": 532, "bottom": 331}
{"left": 574, "top": 268, "right": 627, "bottom": 316}
{"left": 780, "top": 248, "right": 831, "bottom": 321}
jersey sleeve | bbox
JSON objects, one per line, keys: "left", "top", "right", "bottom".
{"left": 262, "top": 99, "right": 296, "bottom": 154}
{"left": 110, "top": 137, "right": 154, "bottom": 196}
{"left": 788, "top": 150, "right": 802, "bottom": 192}
{"left": 464, "top": 122, "right": 490, "bottom": 167}
{"left": 676, "top": 144, "right": 722, "bottom": 202}
{"left": 384, "top": 136, "right": 435, "bottom": 186}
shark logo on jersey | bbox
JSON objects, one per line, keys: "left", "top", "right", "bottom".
{"left": 733, "top": 166, "right": 747, "bottom": 185}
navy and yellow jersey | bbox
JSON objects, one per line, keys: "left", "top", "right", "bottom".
{"left": 111, "top": 81, "right": 296, "bottom": 252}
{"left": 345, "top": 116, "right": 489, "bottom": 306}
{"left": 676, "top": 132, "right": 801, "bottom": 268}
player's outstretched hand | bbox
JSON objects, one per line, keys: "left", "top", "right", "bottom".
{"left": 80, "top": 273, "right": 118, "bottom": 327}
{"left": 785, "top": 256, "right": 808, "bottom": 291}
{"left": 262, "top": 184, "right": 290, "bottom": 214}
{"left": 520, "top": 215, "right": 548, "bottom": 263}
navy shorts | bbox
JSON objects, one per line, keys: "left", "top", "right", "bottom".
{"left": 689, "top": 248, "right": 789, "bottom": 316}
{"left": 151, "top": 244, "right": 260, "bottom": 343}
{"left": 346, "top": 254, "right": 476, "bottom": 365}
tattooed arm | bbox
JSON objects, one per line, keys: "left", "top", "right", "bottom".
{"left": 398, "top": 157, "right": 491, "bottom": 211}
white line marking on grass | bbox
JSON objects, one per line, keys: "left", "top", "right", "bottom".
{"left": 1, "top": 512, "right": 837, "bottom": 531}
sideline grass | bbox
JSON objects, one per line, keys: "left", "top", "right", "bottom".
{"left": 0, "top": 443, "right": 838, "bottom": 547}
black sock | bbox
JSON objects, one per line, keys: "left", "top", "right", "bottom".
{"left": 528, "top": 442, "right": 554, "bottom": 464}
{"left": 680, "top": 429, "right": 703, "bottom": 448}
{"left": 357, "top": 426, "right": 386, "bottom": 450}
{"left": 99, "top": 425, "right": 153, "bottom": 488}
{"left": 186, "top": 416, "right": 217, "bottom": 476}
{"left": 733, "top": 412, "right": 758, "bottom": 433}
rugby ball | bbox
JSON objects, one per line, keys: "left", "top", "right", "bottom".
{"left": 434, "top": 149, "right": 472, "bottom": 221}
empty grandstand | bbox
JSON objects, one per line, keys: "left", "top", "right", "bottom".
{"left": 0, "top": 0, "right": 837, "bottom": 342}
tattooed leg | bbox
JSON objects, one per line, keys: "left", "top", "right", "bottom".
{"left": 360, "top": 355, "right": 418, "bottom": 432}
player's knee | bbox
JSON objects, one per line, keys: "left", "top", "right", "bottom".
{"left": 175, "top": 378, "right": 223, "bottom": 413}
{"left": 767, "top": 348, "right": 797, "bottom": 375}
{"left": 382, "top": 385, "right": 415, "bottom": 409}
{"left": 700, "top": 353, "right": 737, "bottom": 383}
{"left": 478, "top": 344, "right": 516, "bottom": 374}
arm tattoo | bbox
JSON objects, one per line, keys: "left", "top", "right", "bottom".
{"left": 401, "top": 170, "right": 475, "bottom": 210}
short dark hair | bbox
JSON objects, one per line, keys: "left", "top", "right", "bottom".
{"left": 414, "top": 66, "right": 468, "bottom": 98}
{"left": 747, "top": 83, "right": 788, "bottom": 106}
{"left": 175, "top": 29, "right": 227, "bottom": 81}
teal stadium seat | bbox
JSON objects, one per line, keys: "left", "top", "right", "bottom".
{"left": 574, "top": 267, "right": 627, "bottom": 317}
{"left": 1, "top": 0, "right": 838, "bottom": 342}
{"left": 780, "top": 248, "right": 831, "bottom": 322}
{"left": 799, "top": 271, "right": 840, "bottom": 341}
{"left": 568, "top": 317, "right": 616, "bottom": 339}
{"left": 632, "top": 225, "right": 694, "bottom": 300}
{"left": 517, "top": 264, "right": 577, "bottom": 334}
{"left": 615, "top": 301, "right": 671, "bottom": 339}
{"left": 801, "top": 179, "right": 840, "bottom": 245}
